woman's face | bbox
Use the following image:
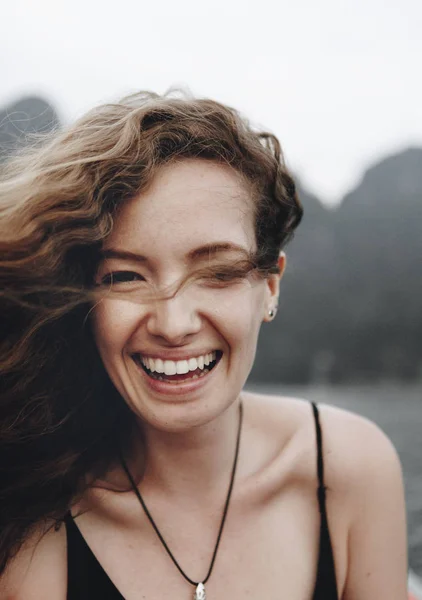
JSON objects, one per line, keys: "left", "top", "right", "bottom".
{"left": 92, "top": 159, "right": 284, "bottom": 431}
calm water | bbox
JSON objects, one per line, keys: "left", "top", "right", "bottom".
{"left": 246, "top": 383, "right": 422, "bottom": 575}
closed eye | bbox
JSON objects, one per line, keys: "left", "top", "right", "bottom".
{"left": 200, "top": 266, "right": 254, "bottom": 287}
{"left": 100, "top": 271, "right": 145, "bottom": 285}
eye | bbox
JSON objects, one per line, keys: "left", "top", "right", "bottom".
{"left": 100, "top": 271, "right": 145, "bottom": 285}
{"left": 213, "top": 272, "right": 240, "bottom": 281}
{"left": 201, "top": 268, "right": 250, "bottom": 287}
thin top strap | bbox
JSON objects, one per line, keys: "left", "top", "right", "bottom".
{"left": 311, "top": 402, "right": 324, "bottom": 487}
{"left": 310, "top": 401, "right": 339, "bottom": 599}
{"left": 311, "top": 401, "right": 327, "bottom": 515}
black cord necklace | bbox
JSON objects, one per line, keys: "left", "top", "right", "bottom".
{"left": 120, "top": 401, "right": 243, "bottom": 600}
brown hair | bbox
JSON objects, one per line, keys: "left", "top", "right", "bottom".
{"left": 0, "top": 90, "right": 302, "bottom": 573}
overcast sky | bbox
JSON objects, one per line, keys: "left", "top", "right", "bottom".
{"left": 2, "top": 0, "right": 422, "bottom": 205}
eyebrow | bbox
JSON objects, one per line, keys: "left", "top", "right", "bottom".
{"left": 100, "top": 242, "right": 253, "bottom": 264}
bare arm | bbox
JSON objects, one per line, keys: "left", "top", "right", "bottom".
{"left": 327, "top": 409, "right": 408, "bottom": 599}
{"left": 0, "top": 522, "right": 67, "bottom": 600}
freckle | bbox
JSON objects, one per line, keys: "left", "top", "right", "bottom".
{"left": 365, "top": 571, "right": 372, "bottom": 578}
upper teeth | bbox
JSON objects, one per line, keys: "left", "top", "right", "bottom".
{"left": 141, "top": 351, "right": 217, "bottom": 375}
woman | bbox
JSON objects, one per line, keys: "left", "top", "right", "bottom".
{"left": 0, "top": 91, "right": 408, "bottom": 599}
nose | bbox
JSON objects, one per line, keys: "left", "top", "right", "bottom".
{"left": 146, "top": 291, "right": 202, "bottom": 345}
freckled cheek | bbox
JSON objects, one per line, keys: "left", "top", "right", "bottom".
{"left": 209, "top": 291, "right": 264, "bottom": 352}
{"left": 216, "top": 311, "right": 261, "bottom": 381}
{"left": 91, "top": 299, "right": 144, "bottom": 354}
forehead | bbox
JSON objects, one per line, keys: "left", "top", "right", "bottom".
{"left": 106, "top": 159, "right": 256, "bottom": 257}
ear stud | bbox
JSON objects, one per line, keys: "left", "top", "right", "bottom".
{"left": 268, "top": 304, "right": 278, "bottom": 319}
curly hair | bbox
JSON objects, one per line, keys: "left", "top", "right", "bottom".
{"left": 0, "top": 90, "right": 302, "bottom": 574}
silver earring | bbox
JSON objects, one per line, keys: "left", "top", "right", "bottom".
{"left": 268, "top": 309, "right": 275, "bottom": 318}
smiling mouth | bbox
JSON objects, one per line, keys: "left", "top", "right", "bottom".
{"left": 133, "top": 351, "right": 223, "bottom": 384}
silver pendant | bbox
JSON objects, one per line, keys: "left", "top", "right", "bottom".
{"left": 194, "top": 582, "right": 206, "bottom": 599}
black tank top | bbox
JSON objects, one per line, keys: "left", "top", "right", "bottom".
{"left": 65, "top": 402, "right": 338, "bottom": 599}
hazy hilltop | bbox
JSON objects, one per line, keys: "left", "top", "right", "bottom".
{"left": 328, "top": 148, "right": 422, "bottom": 381}
{"left": 252, "top": 147, "right": 422, "bottom": 383}
{"left": 1, "top": 96, "right": 421, "bottom": 384}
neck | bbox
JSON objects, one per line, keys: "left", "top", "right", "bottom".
{"left": 136, "top": 399, "right": 242, "bottom": 502}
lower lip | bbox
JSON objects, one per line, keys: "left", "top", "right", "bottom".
{"left": 133, "top": 356, "right": 221, "bottom": 398}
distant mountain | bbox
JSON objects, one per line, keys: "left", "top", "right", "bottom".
{"left": 326, "top": 148, "right": 422, "bottom": 381}
{"left": 251, "top": 148, "right": 422, "bottom": 383}
{"left": 0, "top": 96, "right": 59, "bottom": 163}
{"left": 343, "top": 148, "right": 422, "bottom": 208}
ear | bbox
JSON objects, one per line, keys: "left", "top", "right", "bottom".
{"left": 263, "top": 252, "right": 286, "bottom": 321}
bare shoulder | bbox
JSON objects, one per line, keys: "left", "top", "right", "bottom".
{"left": 0, "top": 521, "right": 67, "bottom": 600}
{"left": 243, "top": 390, "right": 407, "bottom": 596}
{"left": 313, "top": 405, "right": 408, "bottom": 597}
{"left": 242, "top": 390, "right": 404, "bottom": 504}
{"left": 314, "top": 400, "right": 403, "bottom": 496}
